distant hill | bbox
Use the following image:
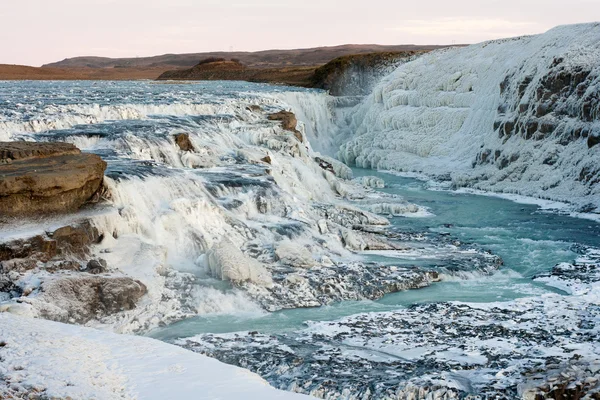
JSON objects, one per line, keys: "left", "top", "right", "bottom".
{"left": 157, "top": 59, "right": 317, "bottom": 87}
{"left": 0, "top": 64, "right": 166, "bottom": 80}
{"left": 43, "top": 44, "right": 452, "bottom": 69}
{"left": 157, "top": 52, "right": 424, "bottom": 90}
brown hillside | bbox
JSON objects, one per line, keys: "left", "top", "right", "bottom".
{"left": 43, "top": 44, "right": 453, "bottom": 69}
{"left": 158, "top": 59, "right": 316, "bottom": 87}
{"left": 0, "top": 65, "right": 167, "bottom": 80}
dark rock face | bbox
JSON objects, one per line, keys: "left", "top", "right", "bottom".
{"left": 174, "top": 133, "right": 195, "bottom": 152}
{"left": 311, "top": 52, "right": 422, "bottom": 96}
{"left": 494, "top": 58, "right": 599, "bottom": 145}
{"left": 314, "top": 157, "right": 335, "bottom": 174}
{"left": 84, "top": 259, "right": 108, "bottom": 274}
{"left": 0, "top": 142, "right": 107, "bottom": 217}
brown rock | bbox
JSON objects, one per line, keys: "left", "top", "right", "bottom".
{"left": 268, "top": 111, "right": 298, "bottom": 131}
{"left": 261, "top": 155, "right": 272, "bottom": 164}
{"left": 247, "top": 105, "right": 262, "bottom": 112}
{"left": 0, "top": 222, "right": 99, "bottom": 263}
{"left": 174, "top": 133, "right": 195, "bottom": 152}
{"left": 50, "top": 223, "right": 100, "bottom": 257}
{"left": 0, "top": 142, "right": 80, "bottom": 162}
{"left": 268, "top": 111, "right": 304, "bottom": 143}
{"left": 0, "top": 142, "right": 107, "bottom": 216}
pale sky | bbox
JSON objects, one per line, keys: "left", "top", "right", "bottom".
{"left": 2, "top": 0, "right": 599, "bottom": 66}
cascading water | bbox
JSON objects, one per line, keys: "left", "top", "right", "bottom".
{"left": 1, "top": 23, "right": 600, "bottom": 398}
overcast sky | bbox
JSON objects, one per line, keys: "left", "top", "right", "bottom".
{"left": 2, "top": 0, "right": 599, "bottom": 66}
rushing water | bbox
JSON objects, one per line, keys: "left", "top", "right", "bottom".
{"left": 2, "top": 81, "right": 599, "bottom": 349}
{"left": 149, "top": 168, "right": 600, "bottom": 340}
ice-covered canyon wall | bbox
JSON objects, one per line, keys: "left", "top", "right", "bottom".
{"left": 336, "top": 23, "right": 600, "bottom": 212}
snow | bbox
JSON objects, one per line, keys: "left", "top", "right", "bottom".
{"left": 337, "top": 23, "right": 600, "bottom": 212}
{"left": 0, "top": 313, "right": 310, "bottom": 399}
{"left": 207, "top": 238, "right": 274, "bottom": 286}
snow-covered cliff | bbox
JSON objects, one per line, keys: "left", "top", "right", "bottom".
{"left": 338, "top": 23, "right": 600, "bottom": 212}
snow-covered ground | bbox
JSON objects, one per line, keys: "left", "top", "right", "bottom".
{"left": 0, "top": 313, "right": 310, "bottom": 399}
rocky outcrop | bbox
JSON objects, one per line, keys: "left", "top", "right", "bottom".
{"left": 494, "top": 57, "right": 600, "bottom": 145}
{"left": 311, "top": 51, "right": 423, "bottom": 96}
{"left": 174, "top": 133, "right": 194, "bottom": 152}
{"left": 267, "top": 111, "right": 303, "bottom": 142}
{"left": 157, "top": 59, "right": 316, "bottom": 87}
{"left": 36, "top": 275, "right": 147, "bottom": 324}
{"left": 0, "top": 222, "right": 100, "bottom": 264}
{"left": 0, "top": 142, "right": 107, "bottom": 217}
{"left": 0, "top": 221, "right": 148, "bottom": 324}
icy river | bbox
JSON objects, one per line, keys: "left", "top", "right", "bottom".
{"left": 149, "top": 168, "right": 600, "bottom": 338}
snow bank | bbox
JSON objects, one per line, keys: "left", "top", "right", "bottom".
{"left": 0, "top": 313, "right": 310, "bottom": 399}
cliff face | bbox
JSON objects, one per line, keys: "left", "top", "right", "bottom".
{"left": 311, "top": 51, "right": 424, "bottom": 96}
{"left": 339, "top": 23, "right": 600, "bottom": 212}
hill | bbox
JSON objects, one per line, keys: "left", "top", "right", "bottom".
{"left": 157, "top": 52, "right": 425, "bottom": 91}
{"left": 43, "top": 44, "right": 451, "bottom": 69}
{"left": 0, "top": 64, "right": 166, "bottom": 80}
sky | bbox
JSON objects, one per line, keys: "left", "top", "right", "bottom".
{"left": 2, "top": 0, "right": 599, "bottom": 66}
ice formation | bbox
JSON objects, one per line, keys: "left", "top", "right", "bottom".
{"left": 180, "top": 249, "right": 600, "bottom": 399}
{"left": 338, "top": 23, "right": 600, "bottom": 212}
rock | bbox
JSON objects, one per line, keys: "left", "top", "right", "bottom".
{"left": 0, "top": 142, "right": 80, "bottom": 161}
{"left": 275, "top": 240, "right": 316, "bottom": 269}
{"left": 260, "top": 155, "right": 272, "bottom": 164}
{"left": 0, "top": 142, "right": 107, "bottom": 216}
{"left": 267, "top": 111, "right": 303, "bottom": 142}
{"left": 246, "top": 105, "right": 262, "bottom": 112}
{"left": 84, "top": 259, "right": 108, "bottom": 274}
{"left": 174, "top": 133, "right": 195, "bottom": 152}
{"left": 588, "top": 134, "right": 600, "bottom": 149}
{"left": 38, "top": 276, "right": 147, "bottom": 323}
{"left": 44, "top": 261, "right": 81, "bottom": 273}
{"left": 311, "top": 52, "right": 421, "bottom": 96}
{"left": 0, "top": 223, "right": 99, "bottom": 266}
{"left": 315, "top": 157, "right": 335, "bottom": 174}
{"left": 49, "top": 223, "right": 100, "bottom": 257}
{"left": 206, "top": 239, "right": 273, "bottom": 287}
